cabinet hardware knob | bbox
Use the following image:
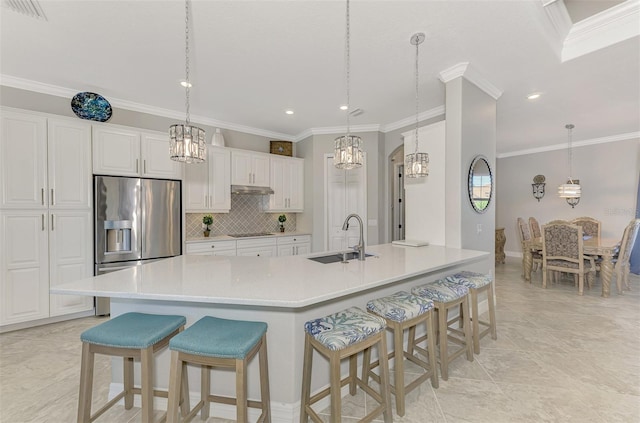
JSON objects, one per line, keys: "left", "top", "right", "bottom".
{"left": 211, "top": 245, "right": 215, "bottom": 248}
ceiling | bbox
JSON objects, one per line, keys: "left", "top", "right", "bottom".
{"left": 1, "top": 1, "right": 639, "bottom": 155}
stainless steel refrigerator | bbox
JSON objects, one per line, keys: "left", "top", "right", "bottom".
{"left": 94, "top": 176, "right": 181, "bottom": 315}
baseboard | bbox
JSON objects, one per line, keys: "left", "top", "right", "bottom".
{"left": 505, "top": 250, "right": 522, "bottom": 258}
{"left": 0, "top": 309, "right": 95, "bottom": 334}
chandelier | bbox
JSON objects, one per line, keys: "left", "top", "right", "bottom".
{"left": 334, "top": 0, "right": 363, "bottom": 170}
{"left": 169, "top": 0, "right": 206, "bottom": 163}
{"left": 557, "top": 124, "right": 581, "bottom": 207}
{"left": 405, "top": 32, "right": 429, "bottom": 178}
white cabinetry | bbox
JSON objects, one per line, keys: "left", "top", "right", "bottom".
{"left": 267, "top": 156, "right": 304, "bottom": 212}
{"left": 93, "top": 126, "right": 182, "bottom": 179}
{"left": 231, "top": 150, "right": 270, "bottom": 187}
{"left": 0, "top": 110, "right": 93, "bottom": 327}
{"left": 236, "top": 238, "right": 277, "bottom": 257}
{"left": 185, "top": 240, "right": 236, "bottom": 256}
{"left": 184, "top": 147, "right": 231, "bottom": 212}
{"left": 276, "top": 235, "right": 311, "bottom": 256}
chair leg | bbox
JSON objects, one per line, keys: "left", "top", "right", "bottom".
{"left": 361, "top": 347, "right": 371, "bottom": 384}
{"left": 470, "top": 289, "right": 480, "bottom": 354}
{"left": 437, "top": 306, "right": 449, "bottom": 380}
{"left": 349, "top": 353, "right": 357, "bottom": 395}
{"left": 377, "top": 334, "right": 393, "bottom": 423}
{"left": 542, "top": 268, "right": 547, "bottom": 288}
{"left": 329, "top": 353, "right": 342, "bottom": 423}
{"left": 300, "top": 335, "right": 313, "bottom": 423}
{"left": 180, "top": 361, "right": 190, "bottom": 418}
{"left": 393, "top": 323, "right": 406, "bottom": 416}
{"left": 167, "top": 351, "right": 183, "bottom": 423}
{"left": 124, "top": 356, "right": 134, "bottom": 409}
{"left": 236, "top": 358, "right": 248, "bottom": 423}
{"left": 487, "top": 283, "right": 498, "bottom": 341}
{"left": 578, "top": 274, "right": 584, "bottom": 296}
{"left": 200, "top": 365, "right": 210, "bottom": 420}
{"left": 462, "top": 297, "right": 474, "bottom": 362}
{"left": 140, "top": 346, "right": 154, "bottom": 423}
{"left": 258, "top": 335, "right": 271, "bottom": 423}
{"left": 425, "top": 314, "right": 439, "bottom": 388}
{"left": 77, "top": 343, "right": 94, "bottom": 423}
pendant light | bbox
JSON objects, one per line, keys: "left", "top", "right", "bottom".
{"left": 557, "top": 123, "right": 581, "bottom": 207}
{"left": 405, "top": 32, "right": 429, "bottom": 178}
{"left": 334, "top": 0, "right": 363, "bottom": 170}
{"left": 169, "top": 0, "right": 206, "bottom": 163}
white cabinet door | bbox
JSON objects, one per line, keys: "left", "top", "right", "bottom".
{"left": 208, "top": 147, "right": 231, "bottom": 212}
{"left": 269, "top": 156, "right": 286, "bottom": 210}
{"left": 268, "top": 157, "right": 304, "bottom": 212}
{"left": 184, "top": 157, "right": 209, "bottom": 211}
{"left": 92, "top": 126, "right": 141, "bottom": 176}
{"left": 296, "top": 243, "right": 311, "bottom": 255}
{"left": 252, "top": 154, "right": 270, "bottom": 187}
{"left": 236, "top": 247, "right": 276, "bottom": 257}
{"left": 141, "top": 132, "right": 182, "bottom": 179}
{"left": 277, "top": 245, "right": 295, "bottom": 256}
{"left": 47, "top": 119, "right": 92, "bottom": 209}
{"left": 49, "top": 210, "right": 93, "bottom": 316}
{"left": 288, "top": 159, "right": 304, "bottom": 211}
{"left": 0, "top": 210, "right": 49, "bottom": 325}
{"left": 231, "top": 150, "right": 270, "bottom": 186}
{"left": 0, "top": 111, "right": 47, "bottom": 209}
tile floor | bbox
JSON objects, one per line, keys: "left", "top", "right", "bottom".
{"left": 1, "top": 257, "right": 639, "bottom": 422}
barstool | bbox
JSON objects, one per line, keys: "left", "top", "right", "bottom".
{"left": 166, "top": 316, "right": 271, "bottom": 423}
{"left": 77, "top": 312, "right": 188, "bottom": 423}
{"left": 445, "top": 271, "right": 497, "bottom": 354}
{"left": 300, "top": 306, "right": 393, "bottom": 423}
{"left": 411, "top": 280, "right": 473, "bottom": 380}
{"left": 364, "top": 291, "right": 438, "bottom": 417}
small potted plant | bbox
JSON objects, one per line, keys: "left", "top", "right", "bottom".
{"left": 278, "top": 214, "right": 286, "bottom": 232}
{"left": 202, "top": 215, "right": 213, "bottom": 237}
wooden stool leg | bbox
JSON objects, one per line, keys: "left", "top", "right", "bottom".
{"left": 179, "top": 361, "right": 190, "bottom": 418}
{"left": 487, "top": 283, "right": 497, "bottom": 341}
{"left": 462, "top": 297, "right": 474, "bottom": 361}
{"left": 329, "top": 352, "right": 342, "bottom": 423}
{"left": 377, "top": 334, "right": 393, "bottom": 423}
{"left": 258, "top": 335, "right": 271, "bottom": 422}
{"left": 471, "top": 289, "right": 480, "bottom": 354}
{"left": 349, "top": 354, "right": 357, "bottom": 395}
{"left": 77, "top": 343, "right": 94, "bottom": 423}
{"left": 392, "top": 322, "right": 406, "bottom": 416}
{"left": 300, "top": 335, "right": 313, "bottom": 423}
{"left": 438, "top": 305, "right": 449, "bottom": 380}
{"left": 361, "top": 347, "right": 371, "bottom": 384}
{"left": 140, "top": 346, "right": 154, "bottom": 423}
{"left": 200, "top": 365, "right": 210, "bottom": 420}
{"left": 425, "top": 313, "right": 439, "bottom": 388}
{"left": 123, "top": 356, "right": 134, "bottom": 409}
{"left": 236, "top": 358, "right": 248, "bottom": 423}
{"left": 167, "top": 351, "right": 183, "bottom": 423}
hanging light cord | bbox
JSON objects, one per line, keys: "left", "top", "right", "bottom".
{"left": 184, "top": 0, "right": 191, "bottom": 126}
{"left": 414, "top": 34, "right": 420, "bottom": 154}
{"left": 566, "top": 123, "right": 574, "bottom": 182}
{"left": 345, "top": 0, "right": 351, "bottom": 136}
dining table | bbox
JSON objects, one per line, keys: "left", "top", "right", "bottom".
{"left": 523, "top": 236, "right": 620, "bottom": 297}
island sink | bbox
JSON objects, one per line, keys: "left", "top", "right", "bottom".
{"left": 308, "top": 252, "right": 375, "bottom": 264}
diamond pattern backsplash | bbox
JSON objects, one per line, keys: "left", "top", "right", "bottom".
{"left": 186, "top": 195, "right": 297, "bottom": 238}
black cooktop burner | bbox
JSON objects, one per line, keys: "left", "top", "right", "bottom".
{"left": 228, "top": 233, "right": 275, "bottom": 238}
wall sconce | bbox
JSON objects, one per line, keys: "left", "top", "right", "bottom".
{"left": 532, "top": 174, "right": 545, "bottom": 202}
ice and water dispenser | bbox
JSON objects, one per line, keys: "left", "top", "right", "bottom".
{"left": 104, "top": 220, "right": 132, "bottom": 253}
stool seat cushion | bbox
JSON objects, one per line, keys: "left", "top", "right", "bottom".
{"left": 170, "top": 316, "right": 267, "bottom": 359}
{"left": 367, "top": 291, "right": 434, "bottom": 322}
{"left": 81, "top": 312, "right": 186, "bottom": 349}
{"left": 445, "top": 271, "right": 493, "bottom": 289}
{"left": 304, "top": 307, "right": 386, "bottom": 351}
{"left": 412, "top": 280, "right": 469, "bottom": 303}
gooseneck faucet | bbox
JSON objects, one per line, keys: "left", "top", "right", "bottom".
{"left": 342, "top": 213, "right": 365, "bottom": 260}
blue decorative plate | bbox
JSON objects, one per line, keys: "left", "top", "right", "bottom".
{"left": 71, "top": 92, "right": 112, "bottom": 122}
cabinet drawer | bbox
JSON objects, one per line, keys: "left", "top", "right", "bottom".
{"left": 276, "top": 235, "right": 311, "bottom": 245}
{"left": 186, "top": 240, "right": 236, "bottom": 255}
{"left": 236, "top": 238, "right": 277, "bottom": 249}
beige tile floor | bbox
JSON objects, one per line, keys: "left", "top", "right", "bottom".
{"left": 1, "top": 257, "right": 639, "bottom": 422}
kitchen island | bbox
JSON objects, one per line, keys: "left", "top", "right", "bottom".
{"left": 53, "top": 243, "right": 490, "bottom": 422}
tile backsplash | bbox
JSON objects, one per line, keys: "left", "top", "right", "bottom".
{"left": 186, "top": 195, "right": 297, "bottom": 238}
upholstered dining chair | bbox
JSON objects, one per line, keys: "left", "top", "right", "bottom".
{"left": 529, "top": 217, "right": 541, "bottom": 238}
{"left": 571, "top": 217, "right": 601, "bottom": 239}
{"left": 541, "top": 222, "right": 596, "bottom": 295}
{"left": 517, "top": 217, "right": 542, "bottom": 272}
{"left": 613, "top": 219, "right": 640, "bottom": 292}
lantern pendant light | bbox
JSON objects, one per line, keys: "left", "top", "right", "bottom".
{"left": 334, "top": 0, "right": 363, "bottom": 170}
{"left": 405, "top": 32, "right": 429, "bottom": 178}
{"left": 169, "top": 0, "right": 206, "bottom": 163}
{"left": 557, "top": 124, "right": 581, "bottom": 207}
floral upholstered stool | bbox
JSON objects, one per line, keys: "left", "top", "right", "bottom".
{"left": 412, "top": 280, "right": 474, "bottom": 380}
{"left": 300, "top": 307, "right": 392, "bottom": 423}
{"left": 77, "top": 312, "right": 188, "bottom": 423}
{"left": 364, "top": 291, "right": 438, "bottom": 417}
{"left": 445, "top": 271, "right": 497, "bottom": 354}
{"left": 165, "top": 316, "right": 271, "bottom": 423}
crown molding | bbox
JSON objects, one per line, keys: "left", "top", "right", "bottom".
{"left": 294, "top": 124, "right": 382, "bottom": 142}
{"left": 562, "top": 0, "right": 640, "bottom": 62}
{"left": 438, "top": 62, "right": 503, "bottom": 100}
{"left": 541, "top": 0, "right": 572, "bottom": 41}
{"left": 380, "top": 105, "right": 445, "bottom": 133}
{"left": 0, "top": 74, "right": 296, "bottom": 141}
{"left": 497, "top": 131, "right": 639, "bottom": 158}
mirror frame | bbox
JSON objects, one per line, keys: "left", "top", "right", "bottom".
{"left": 468, "top": 155, "right": 493, "bottom": 214}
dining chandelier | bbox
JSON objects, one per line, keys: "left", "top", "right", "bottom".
{"left": 557, "top": 123, "right": 580, "bottom": 207}
{"left": 405, "top": 32, "right": 429, "bottom": 178}
{"left": 334, "top": 0, "right": 363, "bottom": 170}
{"left": 169, "top": 0, "right": 206, "bottom": 163}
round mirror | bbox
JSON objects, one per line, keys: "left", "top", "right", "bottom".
{"left": 468, "top": 155, "right": 493, "bottom": 213}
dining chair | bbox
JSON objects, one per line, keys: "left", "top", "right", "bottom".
{"left": 529, "top": 217, "right": 541, "bottom": 238}
{"left": 541, "top": 222, "right": 596, "bottom": 295}
{"left": 571, "top": 217, "right": 601, "bottom": 239}
{"left": 613, "top": 219, "right": 640, "bottom": 292}
{"left": 517, "top": 217, "right": 542, "bottom": 272}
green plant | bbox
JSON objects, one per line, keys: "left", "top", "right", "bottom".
{"left": 202, "top": 215, "right": 213, "bottom": 230}
{"left": 278, "top": 214, "right": 286, "bottom": 224}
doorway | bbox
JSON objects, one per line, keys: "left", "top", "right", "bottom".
{"left": 390, "top": 145, "right": 405, "bottom": 241}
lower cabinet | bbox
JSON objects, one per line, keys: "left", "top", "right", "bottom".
{"left": 277, "top": 235, "right": 311, "bottom": 256}
{"left": 236, "top": 238, "right": 277, "bottom": 257}
{"left": 185, "top": 234, "right": 311, "bottom": 258}
{"left": 185, "top": 240, "right": 237, "bottom": 256}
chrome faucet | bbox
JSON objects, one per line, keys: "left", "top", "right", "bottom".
{"left": 342, "top": 213, "right": 365, "bottom": 260}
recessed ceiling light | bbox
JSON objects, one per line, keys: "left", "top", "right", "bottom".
{"left": 180, "top": 81, "right": 192, "bottom": 88}
{"left": 339, "top": 105, "right": 348, "bottom": 110}
{"left": 527, "top": 92, "right": 541, "bottom": 100}
{"left": 285, "top": 110, "right": 294, "bottom": 115}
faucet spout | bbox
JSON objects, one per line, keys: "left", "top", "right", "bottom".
{"left": 342, "top": 213, "right": 365, "bottom": 260}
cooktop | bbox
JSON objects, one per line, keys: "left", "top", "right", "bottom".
{"left": 228, "top": 233, "right": 275, "bottom": 238}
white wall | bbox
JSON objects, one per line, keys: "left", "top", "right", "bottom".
{"left": 497, "top": 138, "right": 639, "bottom": 256}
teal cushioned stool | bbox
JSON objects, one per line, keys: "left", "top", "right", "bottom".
{"left": 445, "top": 271, "right": 497, "bottom": 354}
{"left": 166, "top": 316, "right": 271, "bottom": 423}
{"left": 78, "top": 312, "right": 188, "bottom": 423}
{"left": 411, "top": 280, "right": 474, "bottom": 380}
{"left": 364, "top": 291, "right": 438, "bottom": 417}
{"left": 300, "top": 307, "right": 392, "bottom": 423}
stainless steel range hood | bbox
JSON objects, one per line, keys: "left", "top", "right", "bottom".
{"left": 231, "top": 185, "right": 274, "bottom": 195}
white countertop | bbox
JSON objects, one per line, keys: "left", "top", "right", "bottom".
{"left": 52, "top": 244, "right": 488, "bottom": 308}
{"left": 186, "top": 232, "right": 311, "bottom": 243}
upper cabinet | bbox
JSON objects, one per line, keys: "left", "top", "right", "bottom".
{"left": 0, "top": 111, "right": 92, "bottom": 209}
{"left": 92, "top": 126, "right": 182, "bottom": 179}
{"left": 184, "top": 147, "right": 231, "bottom": 212}
{"left": 231, "top": 150, "right": 270, "bottom": 187}
{"left": 267, "top": 156, "right": 304, "bottom": 212}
